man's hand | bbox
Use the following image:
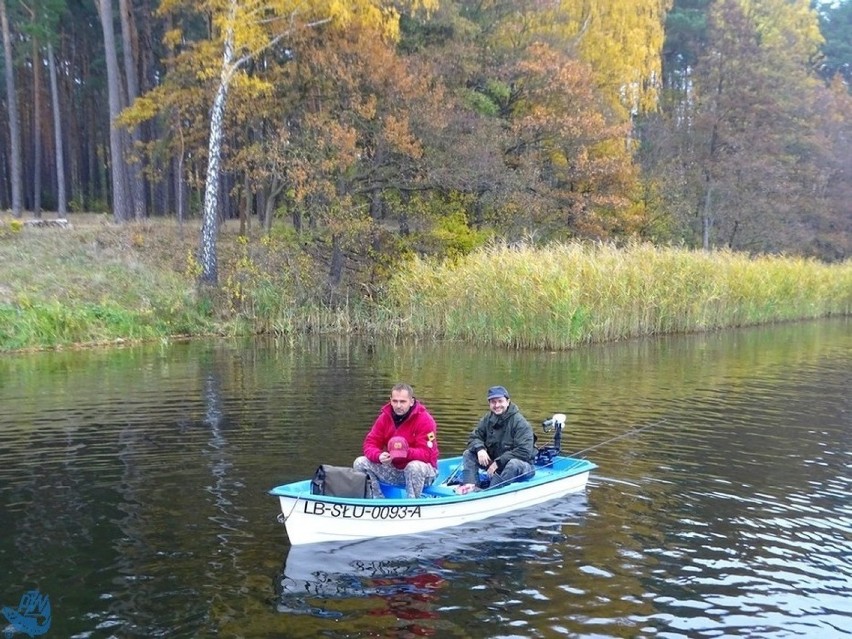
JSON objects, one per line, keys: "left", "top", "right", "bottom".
{"left": 477, "top": 450, "right": 492, "bottom": 467}
{"left": 379, "top": 451, "right": 392, "bottom": 464}
{"left": 486, "top": 462, "right": 498, "bottom": 476}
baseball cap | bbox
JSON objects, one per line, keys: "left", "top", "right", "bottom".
{"left": 486, "top": 385, "right": 510, "bottom": 400}
{"left": 387, "top": 436, "right": 409, "bottom": 459}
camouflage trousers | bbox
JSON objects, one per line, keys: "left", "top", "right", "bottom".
{"left": 353, "top": 456, "right": 437, "bottom": 498}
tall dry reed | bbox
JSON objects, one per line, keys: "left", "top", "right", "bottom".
{"left": 385, "top": 242, "right": 852, "bottom": 349}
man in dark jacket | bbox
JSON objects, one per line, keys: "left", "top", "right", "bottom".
{"left": 455, "top": 385, "right": 535, "bottom": 494}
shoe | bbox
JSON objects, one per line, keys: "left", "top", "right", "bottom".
{"left": 454, "top": 484, "right": 476, "bottom": 495}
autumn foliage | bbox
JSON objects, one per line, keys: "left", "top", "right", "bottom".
{"left": 0, "top": 0, "right": 849, "bottom": 296}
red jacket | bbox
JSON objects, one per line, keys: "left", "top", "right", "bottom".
{"left": 363, "top": 401, "right": 439, "bottom": 469}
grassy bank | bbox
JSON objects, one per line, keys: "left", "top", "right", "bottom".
{"left": 1, "top": 217, "right": 849, "bottom": 352}
{"left": 384, "top": 242, "right": 852, "bottom": 349}
{"left": 0, "top": 218, "right": 208, "bottom": 350}
{"left": 0, "top": 215, "right": 380, "bottom": 351}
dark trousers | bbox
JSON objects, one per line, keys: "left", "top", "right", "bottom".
{"left": 461, "top": 449, "right": 535, "bottom": 489}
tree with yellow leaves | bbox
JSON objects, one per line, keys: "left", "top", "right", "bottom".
{"left": 478, "top": 0, "right": 674, "bottom": 118}
{"left": 149, "top": 0, "right": 436, "bottom": 286}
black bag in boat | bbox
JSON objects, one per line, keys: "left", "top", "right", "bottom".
{"left": 311, "top": 465, "right": 371, "bottom": 498}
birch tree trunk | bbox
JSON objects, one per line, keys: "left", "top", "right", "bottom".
{"left": 198, "top": 18, "right": 236, "bottom": 285}
{"left": 0, "top": 0, "right": 23, "bottom": 217}
{"left": 195, "top": 2, "right": 333, "bottom": 285}
{"left": 47, "top": 41, "right": 66, "bottom": 216}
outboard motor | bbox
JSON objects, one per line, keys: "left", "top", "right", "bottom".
{"left": 535, "top": 413, "right": 567, "bottom": 466}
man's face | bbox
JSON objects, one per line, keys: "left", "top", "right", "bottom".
{"left": 488, "top": 396, "right": 509, "bottom": 415}
{"left": 390, "top": 389, "right": 414, "bottom": 415}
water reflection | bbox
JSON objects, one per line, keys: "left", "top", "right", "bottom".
{"left": 275, "top": 495, "right": 590, "bottom": 636}
{"left": 0, "top": 319, "right": 848, "bottom": 638}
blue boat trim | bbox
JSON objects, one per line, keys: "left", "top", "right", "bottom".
{"left": 269, "top": 455, "right": 598, "bottom": 504}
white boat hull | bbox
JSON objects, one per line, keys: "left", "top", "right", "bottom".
{"left": 271, "top": 456, "right": 596, "bottom": 545}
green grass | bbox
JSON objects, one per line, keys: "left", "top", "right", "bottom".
{"left": 1, "top": 217, "right": 849, "bottom": 351}
{"left": 0, "top": 216, "right": 384, "bottom": 350}
{"left": 0, "top": 219, "right": 212, "bottom": 350}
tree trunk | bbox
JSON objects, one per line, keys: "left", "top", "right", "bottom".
{"left": 263, "top": 175, "right": 284, "bottom": 233}
{"left": 727, "top": 220, "right": 739, "bottom": 249}
{"left": 176, "top": 152, "right": 186, "bottom": 222}
{"left": 239, "top": 172, "right": 250, "bottom": 236}
{"left": 0, "top": 144, "right": 8, "bottom": 209}
{"left": 0, "top": 0, "right": 23, "bottom": 217}
{"left": 118, "top": 0, "right": 146, "bottom": 220}
{"left": 85, "top": 63, "right": 99, "bottom": 207}
{"left": 257, "top": 189, "right": 266, "bottom": 229}
{"left": 702, "top": 181, "right": 713, "bottom": 251}
{"left": 32, "top": 37, "right": 42, "bottom": 217}
{"left": 164, "top": 11, "right": 186, "bottom": 228}
{"left": 329, "top": 232, "right": 343, "bottom": 289}
{"left": 96, "top": 0, "right": 131, "bottom": 222}
{"left": 47, "top": 42, "right": 66, "bottom": 217}
{"left": 199, "top": 20, "right": 236, "bottom": 285}
{"left": 263, "top": 195, "right": 273, "bottom": 233}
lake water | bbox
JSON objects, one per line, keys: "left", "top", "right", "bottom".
{"left": 0, "top": 319, "right": 849, "bottom": 638}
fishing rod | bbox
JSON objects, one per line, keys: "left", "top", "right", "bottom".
{"left": 443, "top": 416, "right": 667, "bottom": 489}
{"left": 487, "top": 417, "right": 668, "bottom": 490}
{"left": 442, "top": 412, "right": 569, "bottom": 486}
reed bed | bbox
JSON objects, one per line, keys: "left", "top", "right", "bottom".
{"left": 2, "top": 217, "right": 849, "bottom": 352}
{"left": 385, "top": 242, "right": 852, "bottom": 349}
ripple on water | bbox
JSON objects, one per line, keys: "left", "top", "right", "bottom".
{"left": 1, "top": 325, "right": 849, "bottom": 638}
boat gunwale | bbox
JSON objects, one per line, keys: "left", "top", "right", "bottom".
{"left": 269, "top": 455, "right": 597, "bottom": 505}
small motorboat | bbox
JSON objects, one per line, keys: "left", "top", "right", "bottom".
{"left": 270, "top": 414, "right": 597, "bottom": 546}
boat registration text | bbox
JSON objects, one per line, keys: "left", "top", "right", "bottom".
{"left": 302, "top": 501, "right": 423, "bottom": 520}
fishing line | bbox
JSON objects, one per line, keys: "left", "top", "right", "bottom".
{"left": 569, "top": 418, "right": 668, "bottom": 458}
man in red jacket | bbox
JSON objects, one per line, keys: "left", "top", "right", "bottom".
{"left": 353, "top": 383, "right": 439, "bottom": 498}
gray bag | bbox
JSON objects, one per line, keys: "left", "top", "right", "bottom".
{"left": 311, "top": 465, "right": 371, "bottom": 498}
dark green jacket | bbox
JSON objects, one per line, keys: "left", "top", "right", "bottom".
{"left": 467, "top": 402, "right": 535, "bottom": 471}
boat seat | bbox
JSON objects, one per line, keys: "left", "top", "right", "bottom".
{"left": 378, "top": 482, "right": 407, "bottom": 499}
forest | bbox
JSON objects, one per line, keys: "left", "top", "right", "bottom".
{"left": 1, "top": 0, "right": 850, "bottom": 295}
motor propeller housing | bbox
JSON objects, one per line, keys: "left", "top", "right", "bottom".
{"left": 541, "top": 413, "right": 567, "bottom": 432}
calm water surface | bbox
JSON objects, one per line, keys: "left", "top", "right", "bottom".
{"left": 0, "top": 319, "right": 849, "bottom": 638}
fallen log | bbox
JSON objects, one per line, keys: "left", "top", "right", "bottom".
{"left": 23, "top": 219, "right": 72, "bottom": 229}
